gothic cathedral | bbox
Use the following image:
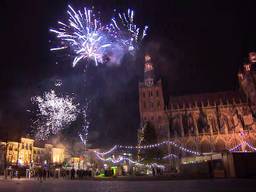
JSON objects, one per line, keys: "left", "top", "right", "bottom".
{"left": 138, "top": 53, "right": 256, "bottom": 153}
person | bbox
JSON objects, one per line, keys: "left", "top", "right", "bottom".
{"left": 71, "top": 168, "right": 75, "bottom": 180}
{"left": 95, "top": 168, "right": 99, "bottom": 176}
{"left": 38, "top": 167, "right": 43, "bottom": 182}
{"left": 152, "top": 167, "right": 155, "bottom": 176}
{"left": 10, "top": 169, "right": 13, "bottom": 179}
{"left": 43, "top": 169, "right": 47, "bottom": 180}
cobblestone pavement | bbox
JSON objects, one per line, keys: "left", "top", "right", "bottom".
{"left": 0, "top": 178, "right": 255, "bottom": 192}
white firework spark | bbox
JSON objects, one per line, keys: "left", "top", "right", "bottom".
{"left": 50, "top": 5, "right": 111, "bottom": 67}
{"left": 108, "top": 8, "right": 148, "bottom": 51}
{"left": 54, "top": 79, "right": 62, "bottom": 87}
{"left": 78, "top": 105, "right": 90, "bottom": 147}
{"left": 31, "top": 90, "right": 80, "bottom": 140}
{"left": 50, "top": 6, "right": 149, "bottom": 66}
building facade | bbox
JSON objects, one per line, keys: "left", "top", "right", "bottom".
{"left": 138, "top": 53, "right": 256, "bottom": 154}
{"left": 0, "top": 137, "right": 64, "bottom": 168}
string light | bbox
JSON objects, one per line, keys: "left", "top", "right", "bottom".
{"left": 95, "top": 153, "right": 165, "bottom": 169}
{"left": 163, "top": 153, "right": 178, "bottom": 160}
{"left": 244, "top": 141, "right": 256, "bottom": 151}
{"left": 95, "top": 145, "right": 117, "bottom": 156}
{"left": 96, "top": 140, "right": 201, "bottom": 156}
{"left": 229, "top": 141, "right": 256, "bottom": 152}
{"left": 229, "top": 143, "right": 243, "bottom": 152}
{"left": 96, "top": 136, "right": 256, "bottom": 159}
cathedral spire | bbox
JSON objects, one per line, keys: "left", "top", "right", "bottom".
{"left": 144, "top": 54, "right": 154, "bottom": 86}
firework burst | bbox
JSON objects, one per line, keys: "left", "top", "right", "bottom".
{"left": 108, "top": 9, "right": 148, "bottom": 51}
{"left": 31, "top": 90, "right": 80, "bottom": 140}
{"left": 50, "top": 5, "right": 149, "bottom": 66}
{"left": 50, "top": 5, "right": 111, "bottom": 67}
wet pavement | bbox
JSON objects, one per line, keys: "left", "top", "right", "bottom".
{"left": 0, "top": 178, "right": 255, "bottom": 192}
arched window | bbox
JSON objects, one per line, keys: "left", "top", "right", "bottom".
{"left": 157, "top": 101, "right": 160, "bottom": 108}
{"left": 156, "top": 90, "right": 159, "bottom": 97}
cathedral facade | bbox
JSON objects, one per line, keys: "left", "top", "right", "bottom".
{"left": 138, "top": 53, "right": 256, "bottom": 154}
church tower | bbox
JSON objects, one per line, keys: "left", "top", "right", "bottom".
{"left": 238, "top": 52, "right": 256, "bottom": 114}
{"left": 138, "top": 55, "right": 168, "bottom": 141}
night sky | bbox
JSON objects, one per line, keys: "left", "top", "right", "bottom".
{"left": 1, "top": 0, "right": 256, "bottom": 146}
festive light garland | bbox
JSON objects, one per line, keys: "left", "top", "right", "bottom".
{"left": 95, "top": 153, "right": 165, "bottom": 169}
{"left": 163, "top": 153, "right": 178, "bottom": 160}
{"left": 244, "top": 141, "right": 256, "bottom": 151}
{"left": 229, "top": 143, "right": 243, "bottom": 152}
{"left": 95, "top": 145, "right": 117, "bottom": 156}
{"left": 95, "top": 141, "right": 256, "bottom": 169}
{"left": 95, "top": 140, "right": 201, "bottom": 157}
{"left": 229, "top": 141, "right": 256, "bottom": 152}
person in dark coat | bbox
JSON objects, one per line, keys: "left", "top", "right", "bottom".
{"left": 38, "top": 168, "right": 43, "bottom": 182}
{"left": 71, "top": 168, "right": 75, "bottom": 180}
{"left": 43, "top": 169, "right": 47, "bottom": 180}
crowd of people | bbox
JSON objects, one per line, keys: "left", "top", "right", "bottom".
{"left": 34, "top": 167, "right": 95, "bottom": 181}
{"left": 3, "top": 166, "right": 164, "bottom": 180}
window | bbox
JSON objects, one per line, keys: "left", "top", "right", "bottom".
{"left": 144, "top": 102, "right": 146, "bottom": 109}
{"left": 151, "top": 116, "right": 154, "bottom": 121}
{"left": 151, "top": 102, "right": 154, "bottom": 108}
{"left": 156, "top": 90, "right": 159, "bottom": 97}
{"left": 142, "top": 92, "right": 145, "bottom": 98}
{"left": 157, "top": 101, "right": 160, "bottom": 108}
